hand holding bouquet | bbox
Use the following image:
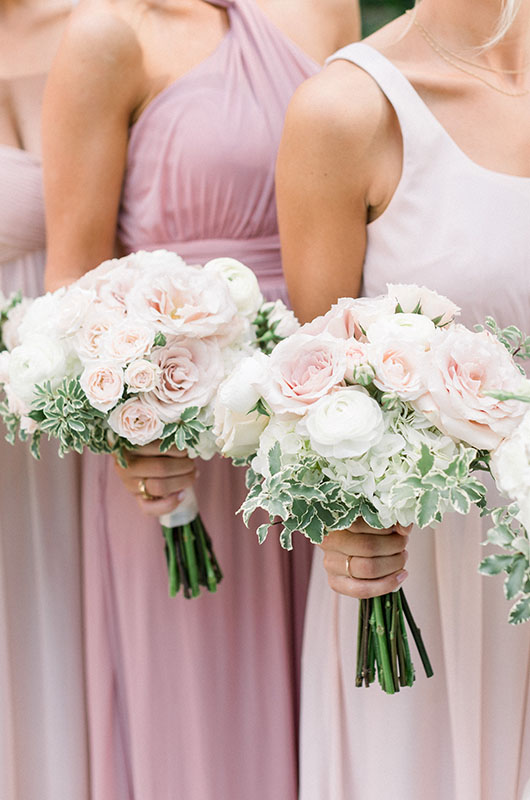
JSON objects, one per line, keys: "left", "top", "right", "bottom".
{"left": 215, "top": 284, "right": 529, "bottom": 693}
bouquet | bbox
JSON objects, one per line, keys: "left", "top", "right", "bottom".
{"left": 0, "top": 250, "right": 297, "bottom": 598}
{"left": 214, "top": 284, "right": 529, "bottom": 693}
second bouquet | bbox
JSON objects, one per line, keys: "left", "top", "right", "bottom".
{"left": 0, "top": 249, "right": 296, "bottom": 598}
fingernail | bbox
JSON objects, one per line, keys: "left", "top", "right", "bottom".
{"left": 392, "top": 570, "right": 408, "bottom": 592}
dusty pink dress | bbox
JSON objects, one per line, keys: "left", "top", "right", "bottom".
{"left": 0, "top": 139, "right": 88, "bottom": 796}
{"left": 300, "top": 44, "right": 530, "bottom": 800}
{"left": 82, "top": 2, "right": 317, "bottom": 798}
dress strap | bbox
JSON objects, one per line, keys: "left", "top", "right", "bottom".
{"left": 326, "top": 43, "right": 443, "bottom": 151}
{"left": 201, "top": 0, "right": 233, "bottom": 7}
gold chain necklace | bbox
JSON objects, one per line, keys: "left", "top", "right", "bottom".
{"left": 408, "top": 12, "right": 530, "bottom": 97}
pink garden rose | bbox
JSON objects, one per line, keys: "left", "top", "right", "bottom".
{"left": 370, "top": 340, "right": 427, "bottom": 401}
{"left": 413, "top": 326, "right": 526, "bottom": 450}
{"left": 74, "top": 308, "right": 126, "bottom": 362}
{"left": 301, "top": 296, "right": 395, "bottom": 341}
{"left": 144, "top": 336, "right": 224, "bottom": 422}
{"left": 80, "top": 363, "right": 124, "bottom": 412}
{"left": 260, "top": 332, "right": 347, "bottom": 415}
{"left": 126, "top": 261, "right": 238, "bottom": 340}
{"left": 108, "top": 396, "right": 165, "bottom": 446}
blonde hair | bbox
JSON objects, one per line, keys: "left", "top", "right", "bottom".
{"left": 409, "top": 0, "right": 522, "bottom": 47}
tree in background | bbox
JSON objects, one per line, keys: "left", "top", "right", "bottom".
{"left": 361, "top": 0, "right": 413, "bottom": 36}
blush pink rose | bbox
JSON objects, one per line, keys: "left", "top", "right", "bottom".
{"left": 345, "top": 340, "right": 372, "bottom": 383}
{"left": 80, "top": 364, "right": 124, "bottom": 412}
{"left": 126, "top": 261, "right": 238, "bottom": 340}
{"left": 124, "top": 359, "right": 160, "bottom": 392}
{"left": 108, "top": 396, "right": 165, "bottom": 446}
{"left": 370, "top": 340, "right": 427, "bottom": 400}
{"left": 102, "top": 321, "right": 155, "bottom": 366}
{"left": 301, "top": 296, "right": 395, "bottom": 341}
{"left": 75, "top": 308, "right": 126, "bottom": 363}
{"left": 261, "top": 332, "right": 347, "bottom": 415}
{"left": 144, "top": 336, "right": 224, "bottom": 422}
{"left": 413, "top": 326, "right": 526, "bottom": 450}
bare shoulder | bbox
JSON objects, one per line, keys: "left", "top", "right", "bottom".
{"left": 50, "top": 0, "right": 144, "bottom": 106}
{"left": 285, "top": 60, "right": 391, "bottom": 156}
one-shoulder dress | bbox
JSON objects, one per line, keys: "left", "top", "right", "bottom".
{"left": 300, "top": 43, "right": 530, "bottom": 800}
{"left": 81, "top": 2, "right": 318, "bottom": 798}
{"left": 0, "top": 83, "right": 88, "bottom": 800}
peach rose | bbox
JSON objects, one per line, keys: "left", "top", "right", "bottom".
{"left": 260, "top": 332, "right": 347, "bottom": 415}
{"left": 108, "top": 395, "right": 165, "bottom": 446}
{"left": 413, "top": 326, "right": 526, "bottom": 450}
{"left": 80, "top": 363, "right": 124, "bottom": 412}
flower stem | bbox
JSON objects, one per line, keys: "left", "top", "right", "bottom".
{"left": 162, "top": 525, "right": 179, "bottom": 598}
{"left": 373, "top": 596, "right": 396, "bottom": 694}
{"left": 399, "top": 589, "right": 434, "bottom": 679}
{"left": 181, "top": 523, "right": 200, "bottom": 598}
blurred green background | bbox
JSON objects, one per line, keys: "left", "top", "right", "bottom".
{"left": 360, "top": 0, "right": 414, "bottom": 36}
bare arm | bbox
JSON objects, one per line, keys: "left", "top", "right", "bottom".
{"left": 42, "top": 8, "right": 144, "bottom": 290}
{"left": 276, "top": 64, "right": 408, "bottom": 596}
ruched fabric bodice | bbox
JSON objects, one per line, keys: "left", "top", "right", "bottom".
{"left": 0, "top": 144, "right": 45, "bottom": 268}
{"left": 118, "top": 0, "right": 318, "bottom": 298}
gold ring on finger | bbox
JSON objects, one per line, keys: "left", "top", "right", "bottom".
{"left": 346, "top": 554, "right": 354, "bottom": 579}
{"left": 138, "top": 478, "right": 155, "bottom": 501}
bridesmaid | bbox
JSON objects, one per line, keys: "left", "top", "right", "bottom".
{"left": 42, "top": 1, "right": 360, "bottom": 798}
{"left": 0, "top": 1, "right": 89, "bottom": 799}
{"left": 277, "top": 0, "right": 530, "bottom": 798}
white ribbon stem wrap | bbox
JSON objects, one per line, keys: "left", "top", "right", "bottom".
{"left": 159, "top": 486, "right": 199, "bottom": 528}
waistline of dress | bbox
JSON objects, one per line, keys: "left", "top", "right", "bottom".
{"left": 121, "top": 234, "right": 284, "bottom": 279}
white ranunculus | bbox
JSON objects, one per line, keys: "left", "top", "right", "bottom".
{"left": 124, "top": 359, "right": 160, "bottom": 393}
{"left": 387, "top": 283, "right": 460, "bottom": 326}
{"left": 262, "top": 300, "right": 300, "bottom": 338}
{"left": 8, "top": 335, "right": 69, "bottom": 405}
{"left": 299, "top": 387, "right": 385, "bottom": 459}
{"left": 366, "top": 313, "right": 436, "bottom": 349}
{"left": 217, "top": 354, "right": 268, "bottom": 415}
{"left": 204, "top": 258, "right": 263, "bottom": 320}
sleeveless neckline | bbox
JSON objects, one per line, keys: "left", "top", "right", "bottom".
{"left": 130, "top": 0, "right": 318, "bottom": 138}
{"left": 330, "top": 42, "right": 530, "bottom": 184}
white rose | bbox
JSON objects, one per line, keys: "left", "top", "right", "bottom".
{"left": 55, "top": 285, "right": 97, "bottom": 337}
{"left": 8, "top": 335, "right": 69, "bottom": 405}
{"left": 387, "top": 283, "right": 460, "bottom": 326}
{"left": 262, "top": 300, "right": 300, "bottom": 338}
{"left": 17, "top": 292, "right": 63, "bottom": 340}
{"left": 217, "top": 354, "right": 268, "bottom": 415}
{"left": 366, "top": 313, "right": 436, "bottom": 349}
{"left": 204, "top": 258, "right": 263, "bottom": 320}
{"left": 213, "top": 356, "right": 270, "bottom": 458}
{"left": 80, "top": 363, "right": 125, "bottom": 412}
{"left": 2, "top": 298, "right": 33, "bottom": 350}
{"left": 298, "top": 387, "right": 385, "bottom": 459}
{"left": 124, "top": 359, "right": 160, "bottom": 392}
{"left": 0, "top": 351, "right": 11, "bottom": 384}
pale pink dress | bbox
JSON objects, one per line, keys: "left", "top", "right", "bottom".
{"left": 0, "top": 98, "right": 88, "bottom": 798}
{"left": 300, "top": 44, "right": 530, "bottom": 800}
{"left": 82, "top": 2, "right": 317, "bottom": 798}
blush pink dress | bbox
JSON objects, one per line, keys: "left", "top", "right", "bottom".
{"left": 81, "top": 2, "right": 317, "bottom": 798}
{"left": 300, "top": 44, "right": 530, "bottom": 800}
{"left": 0, "top": 121, "right": 88, "bottom": 798}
